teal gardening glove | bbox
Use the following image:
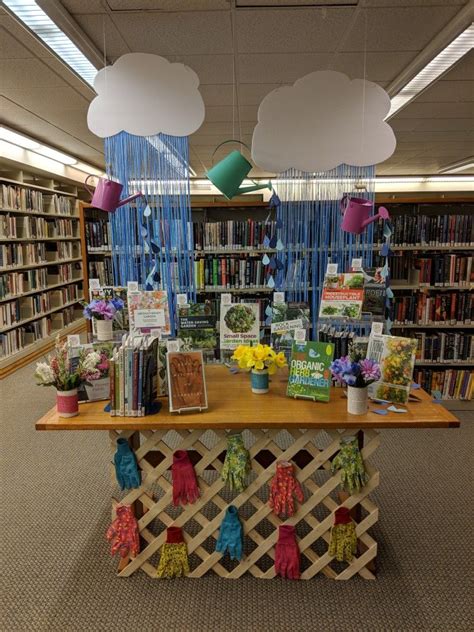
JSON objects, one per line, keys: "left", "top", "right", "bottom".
{"left": 331, "top": 438, "right": 368, "bottom": 495}
{"left": 221, "top": 432, "right": 251, "bottom": 492}
{"left": 216, "top": 506, "right": 243, "bottom": 561}
{"left": 114, "top": 438, "right": 141, "bottom": 490}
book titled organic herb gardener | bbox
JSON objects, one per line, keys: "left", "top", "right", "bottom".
{"left": 287, "top": 341, "right": 334, "bottom": 402}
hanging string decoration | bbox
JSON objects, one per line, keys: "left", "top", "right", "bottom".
{"left": 275, "top": 164, "right": 376, "bottom": 335}
{"left": 104, "top": 132, "right": 195, "bottom": 334}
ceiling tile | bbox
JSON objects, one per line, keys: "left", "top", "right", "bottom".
{"left": 0, "top": 58, "right": 67, "bottom": 89}
{"left": 178, "top": 55, "right": 234, "bottom": 84}
{"left": 395, "top": 102, "right": 474, "bottom": 119}
{"left": 416, "top": 80, "right": 474, "bottom": 103}
{"left": 204, "top": 105, "right": 258, "bottom": 122}
{"left": 73, "top": 14, "right": 131, "bottom": 59}
{"left": 442, "top": 50, "right": 474, "bottom": 80}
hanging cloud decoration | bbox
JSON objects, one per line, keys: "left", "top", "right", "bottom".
{"left": 87, "top": 53, "right": 205, "bottom": 138}
{"left": 251, "top": 71, "right": 396, "bottom": 173}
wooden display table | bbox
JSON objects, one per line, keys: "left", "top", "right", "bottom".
{"left": 35, "top": 365, "right": 460, "bottom": 581}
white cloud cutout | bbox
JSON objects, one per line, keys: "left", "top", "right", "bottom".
{"left": 87, "top": 53, "right": 205, "bottom": 138}
{"left": 251, "top": 71, "right": 396, "bottom": 173}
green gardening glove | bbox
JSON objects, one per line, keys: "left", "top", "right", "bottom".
{"left": 331, "top": 438, "right": 368, "bottom": 494}
{"left": 221, "top": 433, "right": 251, "bottom": 492}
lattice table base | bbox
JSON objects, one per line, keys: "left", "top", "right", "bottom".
{"left": 109, "top": 427, "right": 380, "bottom": 580}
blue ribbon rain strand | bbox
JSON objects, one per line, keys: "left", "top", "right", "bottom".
{"left": 104, "top": 132, "right": 195, "bottom": 334}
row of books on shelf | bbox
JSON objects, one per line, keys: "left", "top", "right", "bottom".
{"left": 0, "top": 283, "right": 82, "bottom": 329}
{"left": 194, "top": 255, "right": 271, "bottom": 290}
{"left": 413, "top": 254, "right": 473, "bottom": 287}
{"left": 0, "top": 185, "right": 76, "bottom": 216}
{"left": 392, "top": 291, "right": 472, "bottom": 325}
{"left": 414, "top": 368, "right": 473, "bottom": 401}
{"left": 193, "top": 220, "right": 279, "bottom": 251}
{"left": 0, "top": 264, "right": 82, "bottom": 301}
{"left": 412, "top": 331, "right": 473, "bottom": 363}
{"left": 0, "top": 241, "right": 79, "bottom": 269}
{"left": 88, "top": 260, "right": 113, "bottom": 287}
{"left": 0, "top": 214, "right": 79, "bottom": 239}
{"left": 0, "top": 306, "right": 82, "bottom": 359}
{"left": 373, "top": 213, "right": 473, "bottom": 247}
{"left": 85, "top": 219, "right": 112, "bottom": 251}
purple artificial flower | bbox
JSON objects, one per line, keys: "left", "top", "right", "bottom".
{"left": 91, "top": 300, "right": 116, "bottom": 321}
{"left": 359, "top": 358, "right": 381, "bottom": 384}
{"left": 330, "top": 356, "right": 353, "bottom": 385}
{"left": 110, "top": 297, "right": 124, "bottom": 311}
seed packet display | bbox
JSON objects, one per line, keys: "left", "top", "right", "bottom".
{"left": 367, "top": 333, "right": 417, "bottom": 404}
{"left": 287, "top": 341, "right": 334, "bottom": 402}
{"left": 271, "top": 301, "right": 311, "bottom": 360}
{"left": 68, "top": 341, "right": 117, "bottom": 402}
{"left": 319, "top": 272, "right": 364, "bottom": 319}
{"left": 220, "top": 302, "right": 259, "bottom": 350}
{"left": 167, "top": 351, "right": 208, "bottom": 412}
{"left": 128, "top": 290, "right": 171, "bottom": 336}
{"left": 177, "top": 301, "right": 217, "bottom": 362}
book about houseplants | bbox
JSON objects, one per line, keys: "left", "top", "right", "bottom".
{"left": 128, "top": 290, "right": 171, "bottom": 336}
{"left": 319, "top": 272, "right": 364, "bottom": 320}
{"left": 271, "top": 301, "right": 311, "bottom": 360}
{"left": 287, "top": 341, "right": 334, "bottom": 402}
{"left": 177, "top": 300, "right": 217, "bottom": 362}
{"left": 367, "top": 331, "right": 418, "bottom": 404}
{"left": 220, "top": 303, "right": 259, "bottom": 350}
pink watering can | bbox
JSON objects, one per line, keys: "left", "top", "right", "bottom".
{"left": 340, "top": 195, "right": 390, "bottom": 235}
{"left": 85, "top": 175, "right": 142, "bottom": 213}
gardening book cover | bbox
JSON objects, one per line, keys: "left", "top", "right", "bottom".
{"left": 287, "top": 341, "right": 334, "bottom": 402}
{"left": 128, "top": 290, "right": 171, "bottom": 336}
{"left": 167, "top": 350, "right": 208, "bottom": 412}
{"left": 68, "top": 341, "right": 118, "bottom": 402}
{"left": 177, "top": 301, "right": 217, "bottom": 362}
{"left": 361, "top": 267, "right": 386, "bottom": 316}
{"left": 319, "top": 272, "right": 364, "bottom": 319}
{"left": 367, "top": 333, "right": 417, "bottom": 404}
{"left": 220, "top": 303, "right": 259, "bottom": 350}
{"left": 271, "top": 301, "right": 311, "bottom": 360}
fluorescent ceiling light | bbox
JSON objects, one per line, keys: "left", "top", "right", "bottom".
{"left": 3, "top": 0, "right": 97, "bottom": 86}
{"left": 35, "top": 145, "right": 77, "bottom": 165}
{"left": 439, "top": 157, "right": 474, "bottom": 174}
{"left": 0, "top": 126, "right": 40, "bottom": 150}
{"left": 388, "top": 23, "right": 474, "bottom": 118}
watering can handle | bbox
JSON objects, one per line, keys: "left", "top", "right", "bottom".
{"left": 340, "top": 194, "right": 349, "bottom": 214}
{"left": 211, "top": 140, "right": 251, "bottom": 165}
{"left": 84, "top": 174, "right": 95, "bottom": 197}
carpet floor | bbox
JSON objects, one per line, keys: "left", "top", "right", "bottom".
{"left": 1, "top": 362, "right": 472, "bottom": 632}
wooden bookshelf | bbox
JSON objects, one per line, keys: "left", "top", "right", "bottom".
{"left": 0, "top": 174, "right": 85, "bottom": 375}
{"left": 79, "top": 202, "right": 114, "bottom": 298}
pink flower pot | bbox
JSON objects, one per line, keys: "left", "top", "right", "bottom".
{"left": 56, "top": 388, "right": 79, "bottom": 418}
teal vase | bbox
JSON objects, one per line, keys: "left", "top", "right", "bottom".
{"left": 251, "top": 369, "right": 269, "bottom": 394}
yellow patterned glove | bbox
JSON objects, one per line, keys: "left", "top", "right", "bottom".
{"left": 328, "top": 507, "right": 357, "bottom": 563}
{"left": 157, "top": 527, "right": 190, "bottom": 578}
{"left": 331, "top": 438, "right": 368, "bottom": 494}
{"left": 221, "top": 433, "right": 251, "bottom": 492}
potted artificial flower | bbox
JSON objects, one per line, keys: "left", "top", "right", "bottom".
{"left": 231, "top": 344, "right": 287, "bottom": 394}
{"left": 82, "top": 297, "right": 124, "bottom": 341}
{"left": 330, "top": 352, "right": 381, "bottom": 415}
{"left": 34, "top": 337, "right": 102, "bottom": 417}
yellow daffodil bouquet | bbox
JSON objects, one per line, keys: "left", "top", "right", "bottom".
{"left": 231, "top": 344, "right": 287, "bottom": 375}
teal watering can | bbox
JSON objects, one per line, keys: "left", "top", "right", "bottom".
{"left": 206, "top": 140, "right": 272, "bottom": 200}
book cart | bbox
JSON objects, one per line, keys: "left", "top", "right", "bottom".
{"left": 35, "top": 365, "right": 460, "bottom": 581}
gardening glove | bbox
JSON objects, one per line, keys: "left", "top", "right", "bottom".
{"left": 328, "top": 507, "right": 358, "bottom": 563}
{"left": 106, "top": 505, "right": 140, "bottom": 558}
{"left": 172, "top": 450, "right": 200, "bottom": 506}
{"left": 331, "top": 438, "right": 368, "bottom": 494}
{"left": 269, "top": 461, "right": 304, "bottom": 517}
{"left": 114, "top": 438, "right": 141, "bottom": 490}
{"left": 157, "top": 527, "right": 190, "bottom": 578}
{"left": 221, "top": 433, "right": 251, "bottom": 492}
{"left": 275, "top": 525, "right": 300, "bottom": 580}
{"left": 215, "top": 506, "right": 243, "bottom": 561}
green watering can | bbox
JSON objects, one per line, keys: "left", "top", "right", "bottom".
{"left": 206, "top": 140, "right": 272, "bottom": 200}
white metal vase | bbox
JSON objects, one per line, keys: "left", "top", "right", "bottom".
{"left": 347, "top": 386, "right": 368, "bottom": 415}
{"left": 95, "top": 319, "right": 113, "bottom": 341}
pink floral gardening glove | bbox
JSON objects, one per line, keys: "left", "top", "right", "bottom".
{"left": 106, "top": 505, "right": 140, "bottom": 558}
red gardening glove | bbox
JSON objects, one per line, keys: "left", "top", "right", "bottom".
{"left": 269, "top": 461, "right": 304, "bottom": 517}
{"left": 172, "top": 450, "right": 200, "bottom": 506}
{"left": 106, "top": 505, "right": 140, "bottom": 558}
{"left": 275, "top": 525, "right": 300, "bottom": 580}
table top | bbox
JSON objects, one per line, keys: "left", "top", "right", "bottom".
{"left": 35, "top": 365, "right": 460, "bottom": 431}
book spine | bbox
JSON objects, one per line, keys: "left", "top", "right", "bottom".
{"left": 109, "top": 358, "right": 115, "bottom": 416}
{"left": 132, "top": 349, "right": 139, "bottom": 417}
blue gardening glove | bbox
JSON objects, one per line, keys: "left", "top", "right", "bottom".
{"left": 216, "top": 506, "right": 243, "bottom": 561}
{"left": 114, "top": 438, "right": 141, "bottom": 490}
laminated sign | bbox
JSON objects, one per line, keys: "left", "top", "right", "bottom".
{"left": 287, "top": 341, "right": 334, "bottom": 402}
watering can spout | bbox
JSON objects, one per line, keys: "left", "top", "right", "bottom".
{"left": 237, "top": 181, "right": 273, "bottom": 196}
{"left": 361, "top": 206, "right": 390, "bottom": 229}
{"left": 116, "top": 192, "right": 142, "bottom": 208}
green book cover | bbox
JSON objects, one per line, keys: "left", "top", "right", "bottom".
{"left": 287, "top": 341, "right": 334, "bottom": 402}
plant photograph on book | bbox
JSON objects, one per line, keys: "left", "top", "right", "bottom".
{"left": 319, "top": 272, "right": 365, "bottom": 319}
{"left": 271, "top": 301, "right": 311, "bottom": 360}
{"left": 220, "top": 303, "right": 259, "bottom": 350}
{"left": 177, "top": 301, "right": 217, "bottom": 359}
{"left": 367, "top": 333, "right": 418, "bottom": 403}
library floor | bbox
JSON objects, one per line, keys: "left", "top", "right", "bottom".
{"left": 1, "top": 365, "right": 472, "bottom": 632}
